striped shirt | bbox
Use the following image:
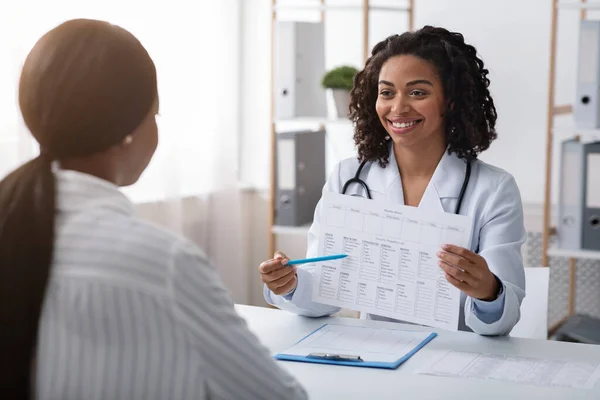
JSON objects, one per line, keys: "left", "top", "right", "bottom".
{"left": 35, "top": 169, "right": 307, "bottom": 400}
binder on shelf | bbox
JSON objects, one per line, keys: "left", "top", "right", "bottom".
{"left": 558, "top": 138, "right": 600, "bottom": 251}
{"left": 575, "top": 20, "right": 600, "bottom": 129}
{"left": 583, "top": 142, "right": 600, "bottom": 250}
{"left": 274, "top": 21, "right": 327, "bottom": 119}
{"left": 558, "top": 138, "right": 585, "bottom": 250}
{"left": 275, "top": 129, "right": 326, "bottom": 227}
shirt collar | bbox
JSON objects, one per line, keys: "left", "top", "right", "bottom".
{"left": 55, "top": 169, "right": 135, "bottom": 216}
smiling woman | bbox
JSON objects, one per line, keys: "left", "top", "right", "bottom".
{"left": 259, "top": 25, "right": 527, "bottom": 338}
{"left": 349, "top": 26, "right": 498, "bottom": 167}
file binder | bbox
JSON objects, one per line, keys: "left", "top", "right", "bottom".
{"left": 274, "top": 21, "right": 327, "bottom": 119}
{"left": 558, "top": 138, "right": 584, "bottom": 250}
{"left": 558, "top": 138, "right": 600, "bottom": 251}
{"left": 275, "top": 129, "right": 326, "bottom": 226}
{"left": 583, "top": 141, "right": 600, "bottom": 250}
{"left": 274, "top": 324, "right": 437, "bottom": 370}
{"left": 575, "top": 20, "right": 600, "bottom": 129}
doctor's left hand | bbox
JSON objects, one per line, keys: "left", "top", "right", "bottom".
{"left": 436, "top": 244, "right": 499, "bottom": 301}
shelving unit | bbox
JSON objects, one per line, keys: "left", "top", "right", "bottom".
{"left": 267, "top": 0, "right": 414, "bottom": 258}
{"left": 552, "top": 127, "right": 600, "bottom": 138}
{"left": 543, "top": 0, "right": 600, "bottom": 335}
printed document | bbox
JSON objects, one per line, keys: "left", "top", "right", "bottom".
{"left": 417, "top": 350, "right": 600, "bottom": 390}
{"left": 312, "top": 192, "right": 473, "bottom": 331}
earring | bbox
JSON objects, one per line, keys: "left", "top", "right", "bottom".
{"left": 123, "top": 135, "right": 133, "bottom": 145}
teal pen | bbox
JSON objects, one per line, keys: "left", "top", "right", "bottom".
{"left": 286, "top": 254, "right": 348, "bottom": 265}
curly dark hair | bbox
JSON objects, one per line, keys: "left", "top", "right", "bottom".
{"left": 349, "top": 26, "right": 498, "bottom": 166}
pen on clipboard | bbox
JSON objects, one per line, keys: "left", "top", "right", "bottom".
{"left": 307, "top": 352, "right": 363, "bottom": 362}
{"left": 285, "top": 254, "right": 348, "bottom": 266}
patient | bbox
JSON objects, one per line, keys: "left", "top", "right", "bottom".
{"left": 0, "top": 19, "right": 306, "bottom": 400}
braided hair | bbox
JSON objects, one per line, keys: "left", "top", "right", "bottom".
{"left": 349, "top": 26, "right": 498, "bottom": 167}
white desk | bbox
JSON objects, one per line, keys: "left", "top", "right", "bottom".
{"left": 235, "top": 304, "right": 600, "bottom": 400}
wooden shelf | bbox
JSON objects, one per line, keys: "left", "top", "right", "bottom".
{"left": 553, "top": 127, "right": 600, "bottom": 134}
{"left": 552, "top": 127, "right": 600, "bottom": 143}
{"left": 558, "top": 1, "right": 600, "bottom": 9}
{"left": 541, "top": 0, "right": 598, "bottom": 336}
{"left": 272, "top": 224, "right": 311, "bottom": 235}
{"left": 552, "top": 104, "right": 573, "bottom": 115}
{"left": 547, "top": 247, "right": 600, "bottom": 261}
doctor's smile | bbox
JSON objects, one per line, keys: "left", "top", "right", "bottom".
{"left": 385, "top": 117, "right": 424, "bottom": 135}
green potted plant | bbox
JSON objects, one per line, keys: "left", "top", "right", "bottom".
{"left": 321, "top": 65, "right": 359, "bottom": 119}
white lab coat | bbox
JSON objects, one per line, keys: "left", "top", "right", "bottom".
{"left": 265, "top": 145, "right": 527, "bottom": 336}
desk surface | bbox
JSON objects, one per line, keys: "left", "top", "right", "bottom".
{"left": 235, "top": 304, "right": 600, "bottom": 400}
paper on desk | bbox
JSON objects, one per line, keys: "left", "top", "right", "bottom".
{"left": 417, "top": 350, "right": 600, "bottom": 390}
{"left": 280, "top": 324, "right": 435, "bottom": 363}
{"left": 312, "top": 191, "right": 473, "bottom": 331}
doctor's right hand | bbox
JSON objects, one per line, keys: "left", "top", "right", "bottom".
{"left": 259, "top": 251, "right": 298, "bottom": 296}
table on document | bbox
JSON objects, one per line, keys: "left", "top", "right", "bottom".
{"left": 312, "top": 192, "right": 473, "bottom": 331}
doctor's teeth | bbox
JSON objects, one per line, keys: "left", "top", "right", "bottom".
{"left": 392, "top": 120, "right": 419, "bottom": 128}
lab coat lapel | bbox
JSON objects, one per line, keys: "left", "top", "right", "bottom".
{"left": 421, "top": 150, "right": 468, "bottom": 213}
{"left": 363, "top": 143, "right": 405, "bottom": 204}
{"left": 418, "top": 182, "right": 445, "bottom": 213}
{"left": 382, "top": 145, "right": 405, "bottom": 205}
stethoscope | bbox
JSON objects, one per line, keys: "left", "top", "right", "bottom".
{"left": 341, "top": 159, "right": 472, "bottom": 215}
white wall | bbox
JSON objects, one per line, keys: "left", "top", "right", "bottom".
{"left": 240, "top": 0, "right": 591, "bottom": 207}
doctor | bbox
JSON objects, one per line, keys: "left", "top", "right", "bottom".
{"left": 259, "top": 26, "right": 526, "bottom": 336}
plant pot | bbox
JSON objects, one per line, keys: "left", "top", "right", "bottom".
{"left": 331, "top": 89, "right": 351, "bottom": 119}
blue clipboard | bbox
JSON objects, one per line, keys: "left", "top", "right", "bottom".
{"left": 274, "top": 323, "right": 437, "bottom": 369}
